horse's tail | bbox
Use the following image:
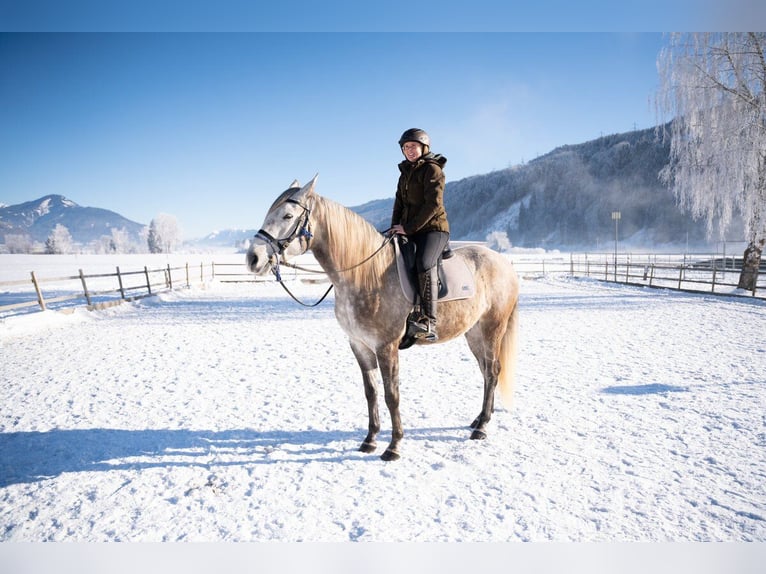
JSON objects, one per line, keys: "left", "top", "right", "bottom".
{"left": 497, "top": 300, "right": 519, "bottom": 409}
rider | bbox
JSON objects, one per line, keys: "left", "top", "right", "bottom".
{"left": 390, "top": 128, "right": 450, "bottom": 341}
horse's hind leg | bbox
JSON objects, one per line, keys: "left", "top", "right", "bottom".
{"left": 349, "top": 341, "right": 380, "bottom": 453}
{"left": 465, "top": 327, "right": 501, "bottom": 440}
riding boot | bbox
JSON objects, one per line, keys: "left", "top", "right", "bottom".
{"left": 414, "top": 266, "right": 438, "bottom": 341}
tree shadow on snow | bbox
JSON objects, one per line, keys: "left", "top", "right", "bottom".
{"left": 0, "top": 426, "right": 467, "bottom": 487}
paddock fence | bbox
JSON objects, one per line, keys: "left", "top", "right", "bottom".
{"left": 0, "top": 262, "right": 214, "bottom": 317}
{"left": 0, "top": 255, "right": 328, "bottom": 318}
{"left": 513, "top": 252, "right": 766, "bottom": 300}
{"left": 208, "top": 250, "right": 766, "bottom": 299}
{"left": 2, "top": 249, "right": 764, "bottom": 319}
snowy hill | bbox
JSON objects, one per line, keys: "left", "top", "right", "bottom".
{"left": 2, "top": 125, "right": 743, "bottom": 254}
{"left": 0, "top": 195, "right": 146, "bottom": 248}
{"left": 353, "top": 125, "right": 742, "bottom": 250}
{"left": 186, "top": 228, "right": 258, "bottom": 251}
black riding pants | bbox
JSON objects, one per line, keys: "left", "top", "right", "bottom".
{"left": 410, "top": 231, "right": 450, "bottom": 273}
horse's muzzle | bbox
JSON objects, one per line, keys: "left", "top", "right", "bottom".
{"left": 246, "top": 244, "right": 273, "bottom": 275}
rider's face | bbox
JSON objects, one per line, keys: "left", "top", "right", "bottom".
{"left": 402, "top": 142, "right": 423, "bottom": 162}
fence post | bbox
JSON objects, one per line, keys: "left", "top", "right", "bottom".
{"left": 711, "top": 265, "right": 717, "bottom": 293}
{"left": 30, "top": 271, "right": 47, "bottom": 311}
{"left": 185, "top": 262, "right": 190, "bottom": 287}
{"left": 116, "top": 266, "right": 126, "bottom": 299}
{"left": 200, "top": 262, "right": 204, "bottom": 284}
{"left": 649, "top": 264, "right": 655, "bottom": 287}
{"left": 144, "top": 266, "right": 152, "bottom": 295}
{"left": 79, "top": 269, "right": 92, "bottom": 306}
{"left": 678, "top": 267, "right": 683, "bottom": 290}
{"left": 166, "top": 264, "right": 173, "bottom": 289}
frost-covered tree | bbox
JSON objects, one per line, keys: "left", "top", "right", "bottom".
{"left": 109, "top": 227, "right": 133, "bottom": 253}
{"left": 147, "top": 213, "right": 181, "bottom": 253}
{"left": 657, "top": 32, "right": 766, "bottom": 290}
{"left": 93, "top": 228, "right": 135, "bottom": 254}
{"left": 486, "top": 230, "right": 512, "bottom": 252}
{"left": 4, "top": 234, "right": 33, "bottom": 254}
{"left": 45, "top": 224, "right": 73, "bottom": 254}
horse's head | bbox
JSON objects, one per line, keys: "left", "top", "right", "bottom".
{"left": 246, "top": 175, "right": 317, "bottom": 275}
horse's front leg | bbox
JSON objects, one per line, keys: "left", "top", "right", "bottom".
{"left": 377, "top": 344, "right": 402, "bottom": 461}
{"left": 350, "top": 341, "right": 380, "bottom": 453}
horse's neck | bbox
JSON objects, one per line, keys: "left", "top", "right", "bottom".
{"left": 310, "top": 196, "right": 393, "bottom": 289}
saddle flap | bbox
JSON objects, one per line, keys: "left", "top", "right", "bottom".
{"left": 394, "top": 237, "right": 475, "bottom": 303}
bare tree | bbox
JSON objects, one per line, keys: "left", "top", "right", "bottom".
{"left": 657, "top": 32, "right": 766, "bottom": 291}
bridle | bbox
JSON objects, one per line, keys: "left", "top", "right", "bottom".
{"left": 252, "top": 194, "right": 394, "bottom": 307}
{"left": 253, "top": 197, "right": 313, "bottom": 264}
{"left": 253, "top": 196, "right": 328, "bottom": 306}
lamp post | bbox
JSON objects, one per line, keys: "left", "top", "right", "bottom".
{"left": 611, "top": 211, "right": 621, "bottom": 281}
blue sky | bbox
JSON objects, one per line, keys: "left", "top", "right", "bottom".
{"left": 1, "top": 32, "right": 673, "bottom": 239}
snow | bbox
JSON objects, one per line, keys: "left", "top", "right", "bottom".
{"left": 1, "top": 254, "right": 765, "bottom": 545}
{"left": 37, "top": 197, "right": 52, "bottom": 216}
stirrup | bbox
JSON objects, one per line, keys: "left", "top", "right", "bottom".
{"left": 414, "top": 329, "right": 438, "bottom": 342}
{"left": 412, "top": 318, "right": 438, "bottom": 341}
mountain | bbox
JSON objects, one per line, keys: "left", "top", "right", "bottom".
{"left": 0, "top": 195, "right": 146, "bottom": 247}
{"left": 187, "top": 228, "right": 258, "bottom": 251}
{"left": 3, "top": 125, "right": 737, "bottom": 254}
{"left": 352, "top": 124, "right": 740, "bottom": 250}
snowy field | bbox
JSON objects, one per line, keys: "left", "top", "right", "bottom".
{"left": 1, "top": 252, "right": 766, "bottom": 551}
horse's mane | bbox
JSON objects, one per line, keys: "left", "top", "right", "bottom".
{"left": 313, "top": 194, "right": 393, "bottom": 291}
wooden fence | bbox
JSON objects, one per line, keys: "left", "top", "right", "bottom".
{"left": 3, "top": 251, "right": 763, "bottom": 319}
{"left": 208, "top": 251, "right": 766, "bottom": 299}
{"left": 0, "top": 262, "right": 213, "bottom": 316}
{"left": 513, "top": 252, "right": 766, "bottom": 300}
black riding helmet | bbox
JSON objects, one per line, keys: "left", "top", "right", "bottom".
{"left": 398, "top": 128, "right": 430, "bottom": 154}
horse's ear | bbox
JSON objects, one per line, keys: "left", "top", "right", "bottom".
{"left": 294, "top": 174, "right": 318, "bottom": 202}
{"left": 289, "top": 179, "right": 301, "bottom": 189}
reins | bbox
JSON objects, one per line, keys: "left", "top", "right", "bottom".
{"left": 256, "top": 197, "right": 395, "bottom": 307}
{"left": 279, "top": 232, "right": 395, "bottom": 275}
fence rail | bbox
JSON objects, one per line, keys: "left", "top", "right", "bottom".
{"left": 3, "top": 250, "right": 764, "bottom": 318}
{"left": 1, "top": 262, "right": 214, "bottom": 317}
{"left": 513, "top": 252, "right": 766, "bottom": 300}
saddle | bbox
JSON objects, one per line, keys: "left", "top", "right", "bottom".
{"left": 394, "top": 236, "right": 475, "bottom": 350}
{"left": 393, "top": 236, "right": 475, "bottom": 304}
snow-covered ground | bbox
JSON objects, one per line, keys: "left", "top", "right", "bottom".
{"left": 1, "top": 254, "right": 765, "bottom": 544}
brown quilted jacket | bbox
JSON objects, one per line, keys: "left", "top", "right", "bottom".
{"left": 391, "top": 153, "right": 449, "bottom": 235}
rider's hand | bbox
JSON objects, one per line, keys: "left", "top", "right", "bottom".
{"left": 390, "top": 224, "right": 406, "bottom": 235}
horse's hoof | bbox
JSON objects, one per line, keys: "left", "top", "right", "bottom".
{"left": 359, "top": 441, "right": 377, "bottom": 454}
{"left": 470, "top": 429, "right": 487, "bottom": 440}
{"left": 381, "top": 449, "right": 401, "bottom": 461}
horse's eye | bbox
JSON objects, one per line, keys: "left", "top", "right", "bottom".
{"left": 283, "top": 213, "right": 294, "bottom": 220}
